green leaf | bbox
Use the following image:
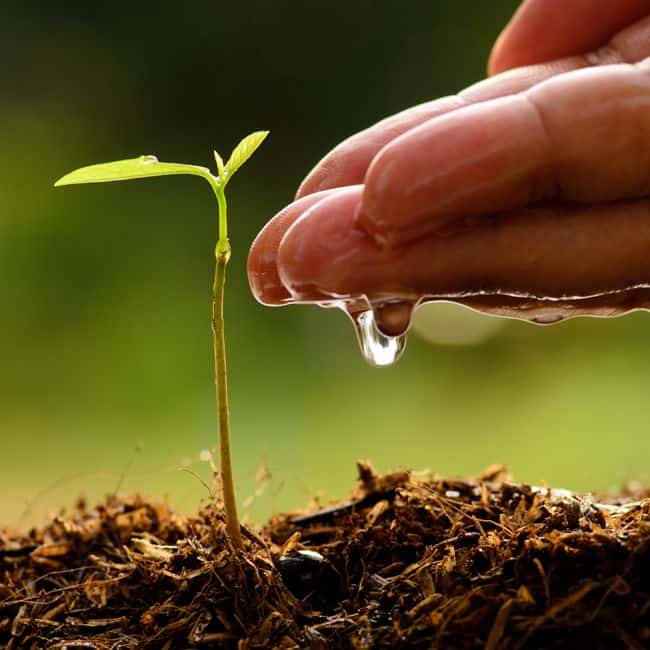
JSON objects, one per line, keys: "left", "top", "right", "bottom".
{"left": 213, "top": 150, "right": 225, "bottom": 181}
{"left": 224, "top": 131, "right": 269, "bottom": 180}
{"left": 54, "top": 155, "right": 211, "bottom": 187}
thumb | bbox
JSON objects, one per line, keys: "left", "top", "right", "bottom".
{"left": 489, "top": 0, "right": 649, "bottom": 75}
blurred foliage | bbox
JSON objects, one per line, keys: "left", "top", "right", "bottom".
{"left": 2, "top": 1, "right": 649, "bottom": 528}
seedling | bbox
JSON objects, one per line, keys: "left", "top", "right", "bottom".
{"left": 54, "top": 131, "right": 269, "bottom": 549}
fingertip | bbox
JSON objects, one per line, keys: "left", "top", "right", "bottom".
{"left": 295, "top": 157, "right": 337, "bottom": 199}
{"left": 487, "top": 29, "right": 509, "bottom": 76}
{"left": 278, "top": 185, "right": 369, "bottom": 300}
{"left": 247, "top": 190, "right": 338, "bottom": 305}
{"left": 248, "top": 222, "right": 294, "bottom": 306}
{"left": 487, "top": 0, "right": 528, "bottom": 76}
{"left": 296, "top": 137, "right": 374, "bottom": 200}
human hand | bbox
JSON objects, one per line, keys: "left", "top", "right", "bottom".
{"left": 248, "top": 0, "right": 650, "bottom": 329}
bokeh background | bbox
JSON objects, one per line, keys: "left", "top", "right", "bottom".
{"left": 2, "top": 1, "right": 649, "bottom": 528}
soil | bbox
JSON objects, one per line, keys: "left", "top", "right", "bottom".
{"left": 1, "top": 462, "right": 649, "bottom": 649}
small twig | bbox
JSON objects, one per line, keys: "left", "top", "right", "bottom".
{"left": 112, "top": 443, "right": 143, "bottom": 496}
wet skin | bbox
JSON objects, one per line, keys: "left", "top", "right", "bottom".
{"left": 248, "top": 0, "right": 650, "bottom": 328}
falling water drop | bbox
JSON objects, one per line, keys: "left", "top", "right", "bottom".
{"left": 351, "top": 310, "right": 407, "bottom": 367}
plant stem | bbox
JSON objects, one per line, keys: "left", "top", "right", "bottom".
{"left": 211, "top": 188, "right": 242, "bottom": 549}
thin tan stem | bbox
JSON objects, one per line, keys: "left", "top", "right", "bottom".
{"left": 212, "top": 242, "right": 242, "bottom": 549}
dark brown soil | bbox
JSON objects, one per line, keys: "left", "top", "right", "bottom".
{"left": 1, "top": 462, "right": 649, "bottom": 649}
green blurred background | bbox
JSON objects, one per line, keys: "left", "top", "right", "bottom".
{"left": 2, "top": 1, "right": 649, "bottom": 528}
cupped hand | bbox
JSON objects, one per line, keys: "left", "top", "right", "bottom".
{"left": 248, "top": 0, "right": 650, "bottom": 318}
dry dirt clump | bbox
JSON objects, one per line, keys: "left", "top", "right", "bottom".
{"left": 1, "top": 463, "right": 650, "bottom": 649}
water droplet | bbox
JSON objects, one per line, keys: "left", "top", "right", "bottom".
{"left": 373, "top": 301, "right": 415, "bottom": 336}
{"left": 351, "top": 309, "right": 407, "bottom": 367}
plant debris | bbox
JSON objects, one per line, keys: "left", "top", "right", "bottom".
{"left": 2, "top": 463, "right": 650, "bottom": 648}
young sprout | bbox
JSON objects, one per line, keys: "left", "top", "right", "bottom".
{"left": 54, "top": 131, "right": 269, "bottom": 549}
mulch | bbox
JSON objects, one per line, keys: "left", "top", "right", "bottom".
{"left": 1, "top": 462, "right": 649, "bottom": 648}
